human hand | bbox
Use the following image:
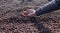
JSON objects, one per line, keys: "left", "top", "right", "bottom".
{"left": 21, "top": 9, "right": 36, "bottom": 16}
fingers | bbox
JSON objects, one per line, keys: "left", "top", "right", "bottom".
{"left": 21, "top": 9, "right": 36, "bottom": 17}
{"left": 21, "top": 11, "right": 26, "bottom": 16}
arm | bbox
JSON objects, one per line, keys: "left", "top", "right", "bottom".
{"left": 36, "top": 0, "right": 60, "bottom": 16}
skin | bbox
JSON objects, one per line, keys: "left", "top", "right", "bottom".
{"left": 21, "top": 9, "right": 36, "bottom": 16}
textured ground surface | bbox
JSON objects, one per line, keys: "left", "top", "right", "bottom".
{"left": 0, "top": 0, "right": 60, "bottom": 33}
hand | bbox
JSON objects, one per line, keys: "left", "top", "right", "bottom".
{"left": 21, "top": 9, "right": 36, "bottom": 16}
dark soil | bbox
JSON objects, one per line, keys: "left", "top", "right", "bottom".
{"left": 0, "top": 0, "right": 60, "bottom": 33}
